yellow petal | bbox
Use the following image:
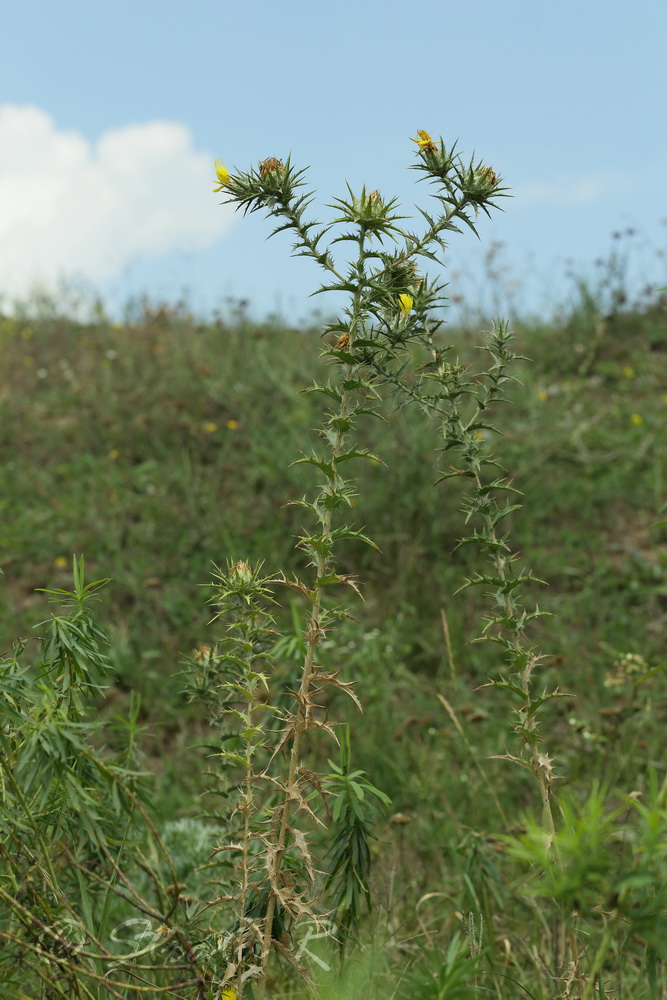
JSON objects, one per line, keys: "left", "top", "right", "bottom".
{"left": 398, "top": 293, "right": 413, "bottom": 316}
{"left": 214, "top": 158, "right": 230, "bottom": 187}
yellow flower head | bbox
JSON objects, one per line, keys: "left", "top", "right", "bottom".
{"left": 213, "top": 158, "right": 230, "bottom": 191}
{"left": 411, "top": 129, "right": 438, "bottom": 153}
{"left": 630, "top": 413, "right": 644, "bottom": 426}
{"left": 220, "top": 988, "right": 237, "bottom": 1000}
{"left": 398, "top": 293, "right": 414, "bottom": 316}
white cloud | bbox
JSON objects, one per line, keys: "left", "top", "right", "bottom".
{"left": 0, "top": 104, "right": 234, "bottom": 298}
{"left": 513, "top": 171, "right": 629, "bottom": 208}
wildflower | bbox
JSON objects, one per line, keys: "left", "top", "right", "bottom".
{"left": 623, "top": 366, "right": 635, "bottom": 379}
{"left": 108, "top": 448, "right": 120, "bottom": 460}
{"left": 204, "top": 422, "right": 218, "bottom": 433}
{"left": 226, "top": 419, "right": 239, "bottom": 430}
{"left": 605, "top": 652, "right": 646, "bottom": 687}
{"left": 259, "top": 156, "right": 285, "bottom": 178}
{"left": 53, "top": 556, "right": 68, "bottom": 569}
{"left": 398, "top": 293, "right": 413, "bottom": 316}
{"left": 617, "top": 652, "right": 646, "bottom": 674}
{"left": 221, "top": 988, "right": 237, "bottom": 1000}
{"left": 411, "top": 129, "right": 437, "bottom": 153}
{"left": 538, "top": 390, "right": 549, "bottom": 402}
{"left": 630, "top": 413, "right": 644, "bottom": 426}
{"left": 213, "top": 158, "right": 230, "bottom": 191}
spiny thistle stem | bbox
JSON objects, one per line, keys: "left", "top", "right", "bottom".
{"left": 422, "top": 325, "right": 561, "bottom": 841}
{"left": 236, "top": 734, "right": 253, "bottom": 997}
{"left": 258, "top": 289, "right": 362, "bottom": 997}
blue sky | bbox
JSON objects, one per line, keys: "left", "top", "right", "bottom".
{"left": 2, "top": 0, "right": 666, "bottom": 324}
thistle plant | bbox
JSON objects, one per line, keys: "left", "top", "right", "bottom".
{"left": 183, "top": 559, "right": 279, "bottom": 994}
{"left": 205, "top": 134, "right": 513, "bottom": 994}
{"left": 212, "top": 128, "right": 657, "bottom": 999}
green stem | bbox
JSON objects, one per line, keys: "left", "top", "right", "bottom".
{"left": 257, "top": 241, "right": 366, "bottom": 998}
{"left": 236, "top": 709, "right": 254, "bottom": 1000}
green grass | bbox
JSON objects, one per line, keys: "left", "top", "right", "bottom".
{"left": 2, "top": 296, "right": 666, "bottom": 735}
{"left": 1, "top": 289, "right": 667, "bottom": 994}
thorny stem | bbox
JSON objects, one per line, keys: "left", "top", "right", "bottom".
{"left": 236, "top": 737, "right": 254, "bottom": 999}
{"left": 413, "top": 323, "right": 560, "bottom": 845}
{"left": 275, "top": 195, "right": 345, "bottom": 286}
{"left": 470, "top": 451, "right": 558, "bottom": 843}
{"left": 445, "top": 343, "right": 560, "bottom": 844}
{"left": 366, "top": 190, "right": 482, "bottom": 292}
{"left": 258, "top": 379, "right": 353, "bottom": 995}
{"left": 257, "top": 280, "right": 361, "bottom": 997}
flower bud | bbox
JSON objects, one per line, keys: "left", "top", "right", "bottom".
{"left": 259, "top": 157, "right": 285, "bottom": 178}
{"left": 471, "top": 166, "right": 499, "bottom": 194}
{"left": 231, "top": 560, "right": 253, "bottom": 584}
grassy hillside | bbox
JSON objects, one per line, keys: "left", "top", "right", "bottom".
{"left": 1, "top": 287, "right": 667, "bottom": 996}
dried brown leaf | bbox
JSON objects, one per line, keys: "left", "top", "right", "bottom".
{"left": 289, "top": 828, "right": 317, "bottom": 885}
{"left": 267, "top": 573, "right": 315, "bottom": 603}
{"left": 311, "top": 669, "right": 362, "bottom": 711}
